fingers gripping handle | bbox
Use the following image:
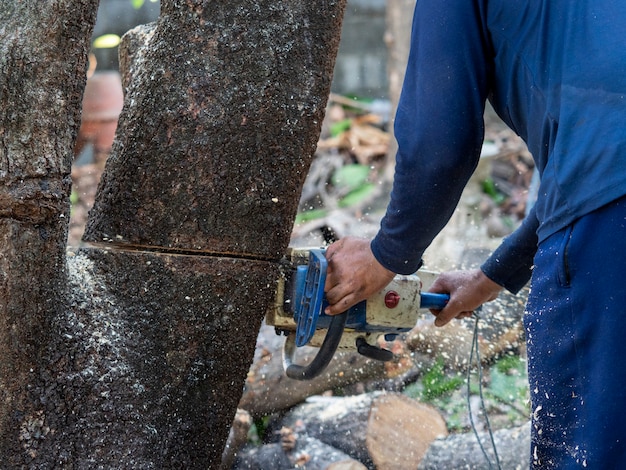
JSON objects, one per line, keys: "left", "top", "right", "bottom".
{"left": 283, "top": 249, "right": 451, "bottom": 381}
{"left": 419, "top": 292, "right": 450, "bottom": 310}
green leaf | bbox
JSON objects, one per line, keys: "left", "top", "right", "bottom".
{"left": 131, "top": 0, "right": 145, "bottom": 9}
{"left": 295, "top": 208, "right": 328, "bottom": 224}
{"left": 338, "top": 183, "right": 376, "bottom": 207}
{"left": 92, "top": 34, "right": 121, "bottom": 49}
{"left": 332, "top": 164, "right": 370, "bottom": 190}
{"left": 481, "top": 178, "right": 506, "bottom": 205}
{"left": 329, "top": 118, "right": 352, "bottom": 137}
{"left": 488, "top": 356, "right": 528, "bottom": 403}
{"left": 419, "top": 357, "right": 464, "bottom": 401}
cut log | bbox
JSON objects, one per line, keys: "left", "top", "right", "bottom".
{"left": 234, "top": 433, "right": 366, "bottom": 470}
{"left": 366, "top": 393, "right": 449, "bottom": 469}
{"left": 222, "top": 409, "right": 253, "bottom": 470}
{"left": 281, "top": 392, "right": 448, "bottom": 468}
{"left": 239, "top": 323, "right": 421, "bottom": 417}
{"left": 418, "top": 422, "right": 530, "bottom": 470}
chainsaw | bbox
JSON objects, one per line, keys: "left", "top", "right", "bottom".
{"left": 266, "top": 247, "right": 449, "bottom": 381}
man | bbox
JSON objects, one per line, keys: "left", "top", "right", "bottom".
{"left": 323, "top": 1, "right": 626, "bottom": 468}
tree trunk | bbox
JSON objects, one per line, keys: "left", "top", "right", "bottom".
{"left": 383, "top": 0, "right": 415, "bottom": 180}
{"left": 0, "top": 1, "right": 98, "bottom": 466}
{"left": 83, "top": 0, "right": 344, "bottom": 260}
{"left": 0, "top": 0, "right": 347, "bottom": 466}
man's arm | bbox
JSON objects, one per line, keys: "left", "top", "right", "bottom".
{"left": 325, "top": 1, "right": 493, "bottom": 313}
{"left": 427, "top": 208, "right": 539, "bottom": 326}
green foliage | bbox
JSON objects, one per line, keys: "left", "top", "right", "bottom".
{"left": 420, "top": 357, "right": 464, "bottom": 401}
{"left": 403, "top": 354, "right": 529, "bottom": 432}
{"left": 329, "top": 118, "right": 352, "bottom": 137}
{"left": 294, "top": 208, "right": 328, "bottom": 224}
{"left": 332, "top": 164, "right": 376, "bottom": 208}
{"left": 338, "top": 182, "right": 376, "bottom": 207}
{"left": 404, "top": 357, "right": 464, "bottom": 403}
{"left": 92, "top": 34, "right": 121, "bottom": 49}
{"left": 331, "top": 164, "right": 369, "bottom": 190}
{"left": 481, "top": 177, "right": 506, "bottom": 205}
{"left": 295, "top": 164, "right": 376, "bottom": 223}
{"left": 249, "top": 416, "right": 271, "bottom": 445}
{"left": 69, "top": 190, "right": 79, "bottom": 217}
{"left": 130, "top": 0, "right": 159, "bottom": 10}
{"left": 488, "top": 355, "right": 529, "bottom": 405}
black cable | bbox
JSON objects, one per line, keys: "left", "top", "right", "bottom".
{"left": 467, "top": 307, "right": 502, "bottom": 470}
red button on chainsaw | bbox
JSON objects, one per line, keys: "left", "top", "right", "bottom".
{"left": 384, "top": 290, "right": 400, "bottom": 308}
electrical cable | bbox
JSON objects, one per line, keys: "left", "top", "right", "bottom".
{"left": 467, "top": 307, "right": 502, "bottom": 470}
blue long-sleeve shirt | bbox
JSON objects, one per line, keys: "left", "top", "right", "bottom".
{"left": 371, "top": 0, "right": 626, "bottom": 293}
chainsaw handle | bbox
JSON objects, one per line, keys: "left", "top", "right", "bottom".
{"left": 283, "top": 311, "right": 347, "bottom": 381}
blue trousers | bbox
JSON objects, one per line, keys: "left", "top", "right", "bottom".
{"left": 525, "top": 196, "right": 626, "bottom": 468}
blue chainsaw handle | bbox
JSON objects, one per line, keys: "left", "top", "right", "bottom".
{"left": 420, "top": 292, "right": 450, "bottom": 310}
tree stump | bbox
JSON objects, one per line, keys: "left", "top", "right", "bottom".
{"left": 281, "top": 392, "right": 448, "bottom": 468}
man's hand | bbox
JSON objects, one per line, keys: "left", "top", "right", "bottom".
{"left": 427, "top": 269, "right": 503, "bottom": 327}
{"left": 324, "top": 237, "right": 395, "bottom": 315}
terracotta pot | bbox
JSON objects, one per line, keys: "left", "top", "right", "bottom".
{"left": 75, "top": 71, "right": 124, "bottom": 162}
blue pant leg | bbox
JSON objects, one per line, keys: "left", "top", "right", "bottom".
{"left": 525, "top": 197, "right": 626, "bottom": 469}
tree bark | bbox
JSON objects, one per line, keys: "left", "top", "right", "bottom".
{"left": 80, "top": 0, "right": 346, "bottom": 463}
{"left": 235, "top": 433, "right": 367, "bottom": 470}
{"left": 0, "top": 0, "right": 347, "bottom": 466}
{"left": 418, "top": 422, "right": 530, "bottom": 470}
{"left": 83, "top": 0, "right": 344, "bottom": 260}
{"left": 0, "top": 1, "right": 98, "bottom": 465}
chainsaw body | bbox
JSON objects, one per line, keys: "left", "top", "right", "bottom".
{"left": 266, "top": 247, "right": 449, "bottom": 380}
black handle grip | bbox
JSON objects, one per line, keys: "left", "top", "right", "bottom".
{"left": 283, "top": 312, "right": 347, "bottom": 381}
{"left": 355, "top": 337, "right": 394, "bottom": 362}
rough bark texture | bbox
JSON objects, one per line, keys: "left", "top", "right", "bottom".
{"left": 418, "top": 422, "right": 531, "bottom": 470}
{"left": 84, "top": 0, "right": 346, "bottom": 260}
{"left": 81, "top": 0, "right": 346, "bottom": 466}
{"left": 235, "top": 433, "right": 367, "bottom": 470}
{"left": 0, "top": 0, "right": 347, "bottom": 466}
{"left": 0, "top": 1, "right": 98, "bottom": 465}
{"left": 57, "top": 248, "right": 277, "bottom": 467}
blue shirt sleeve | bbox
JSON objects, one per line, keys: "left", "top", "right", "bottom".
{"left": 480, "top": 206, "right": 538, "bottom": 293}
{"left": 371, "top": 0, "right": 492, "bottom": 274}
